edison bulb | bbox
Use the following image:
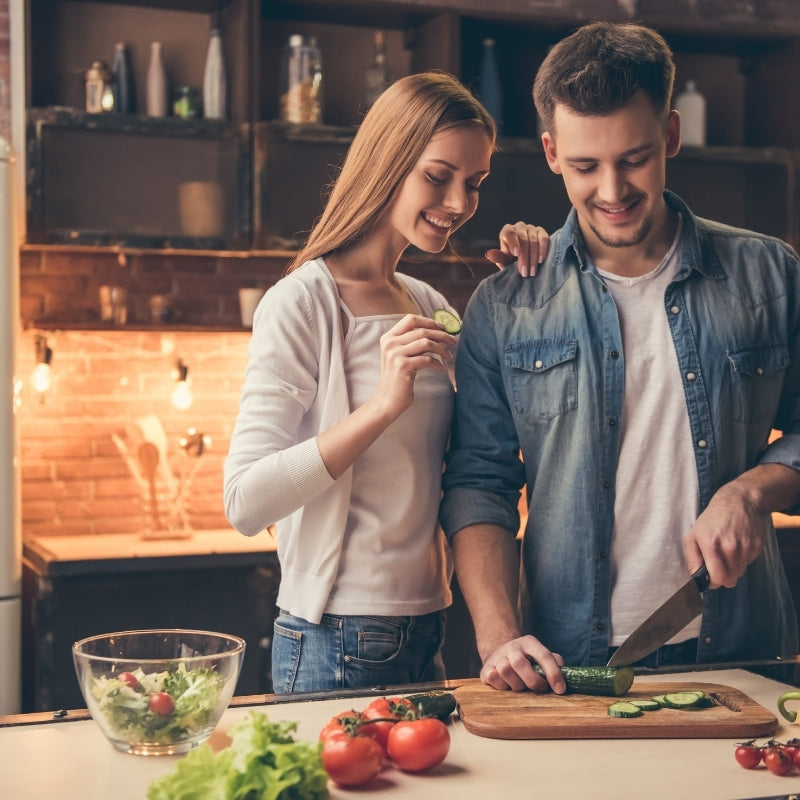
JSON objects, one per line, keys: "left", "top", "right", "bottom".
{"left": 171, "top": 379, "right": 193, "bottom": 410}
{"left": 31, "top": 362, "right": 52, "bottom": 393}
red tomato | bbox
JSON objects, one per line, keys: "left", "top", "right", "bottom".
{"left": 387, "top": 717, "right": 450, "bottom": 772}
{"left": 361, "top": 697, "right": 416, "bottom": 751}
{"left": 319, "top": 710, "right": 364, "bottom": 743}
{"left": 321, "top": 732, "right": 384, "bottom": 787}
{"left": 734, "top": 744, "right": 762, "bottom": 769}
{"left": 148, "top": 691, "right": 175, "bottom": 716}
{"left": 117, "top": 671, "right": 140, "bottom": 690}
{"left": 792, "top": 748, "right": 800, "bottom": 770}
{"left": 764, "top": 747, "right": 793, "bottom": 776}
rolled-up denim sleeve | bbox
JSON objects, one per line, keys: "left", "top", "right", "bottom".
{"left": 440, "top": 278, "right": 525, "bottom": 540}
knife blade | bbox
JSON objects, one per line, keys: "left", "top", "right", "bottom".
{"left": 606, "top": 564, "right": 710, "bottom": 667}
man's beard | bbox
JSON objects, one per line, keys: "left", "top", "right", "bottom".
{"left": 589, "top": 215, "right": 653, "bottom": 249}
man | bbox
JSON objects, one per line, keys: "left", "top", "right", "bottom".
{"left": 440, "top": 21, "right": 800, "bottom": 694}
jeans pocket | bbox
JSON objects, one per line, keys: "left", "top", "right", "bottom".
{"left": 271, "top": 621, "right": 302, "bottom": 694}
{"left": 352, "top": 618, "right": 404, "bottom": 665}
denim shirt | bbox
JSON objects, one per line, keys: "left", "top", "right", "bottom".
{"left": 441, "top": 191, "right": 800, "bottom": 666}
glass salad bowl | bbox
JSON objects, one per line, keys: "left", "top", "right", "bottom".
{"left": 72, "top": 628, "right": 246, "bottom": 755}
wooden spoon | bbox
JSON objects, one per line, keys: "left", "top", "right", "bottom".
{"left": 137, "top": 441, "right": 162, "bottom": 530}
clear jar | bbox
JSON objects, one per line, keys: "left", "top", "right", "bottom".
{"left": 279, "top": 34, "right": 323, "bottom": 124}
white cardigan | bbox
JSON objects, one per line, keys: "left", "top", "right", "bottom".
{"left": 223, "top": 258, "right": 455, "bottom": 623}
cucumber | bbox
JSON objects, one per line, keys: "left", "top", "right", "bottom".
{"left": 651, "top": 694, "right": 668, "bottom": 706}
{"left": 404, "top": 690, "right": 457, "bottom": 721}
{"left": 630, "top": 699, "right": 661, "bottom": 711}
{"left": 661, "top": 691, "right": 716, "bottom": 710}
{"left": 607, "top": 701, "right": 643, "bottom": 718}
{"left": 533, "top": 665, "right": 635, "bottom": 697}
{"left": 433, "top": 308, "right": 462, "bottom": 334}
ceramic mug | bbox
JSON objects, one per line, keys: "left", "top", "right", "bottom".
{"left": 238, "top": 288, "right": 265, "bottom": 328}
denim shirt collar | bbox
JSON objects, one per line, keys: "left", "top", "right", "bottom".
{"left": 554, "top": 190, "right": 727, "bottom": 284}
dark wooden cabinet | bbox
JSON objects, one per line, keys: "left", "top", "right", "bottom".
{"left": 21, "top": 533, "right": 280, "bottom": 712}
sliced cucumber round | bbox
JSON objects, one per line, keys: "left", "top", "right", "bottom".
{"left": 433, "top": 308, "right": 462, "bottom": 334}
{"left": 607, "top": 701, "right": 643, "bottom": 718}
{"left": 630, "top": 699, "right": 662, "bottom": 711}
{"left": 661, "top": 691, "right": 707, "bottom": 709}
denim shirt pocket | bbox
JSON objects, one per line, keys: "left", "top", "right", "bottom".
{"left": 727, "top": 342, "right": 788, "bottom": 424}
{"left": 505, "top": 339, "right": 578, "bottom": 421}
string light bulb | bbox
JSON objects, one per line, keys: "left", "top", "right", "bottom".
{"left": 32, "top": 335, "right": 53, "bottom": 393}
{"left": 171, "top": 358, "right": 193, "bottom": 410}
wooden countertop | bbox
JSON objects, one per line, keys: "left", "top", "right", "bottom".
{"left": 3, "top": 669, "right": 800, "bottom": 799}
{"left": 23, "top": 529, "right": 277, "bottom": 577}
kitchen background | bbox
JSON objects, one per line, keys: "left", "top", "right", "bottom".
{"left": 4, "top": 0, "right": 800, "bottom": 714}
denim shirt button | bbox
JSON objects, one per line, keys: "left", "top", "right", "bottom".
{"left": 594, "top": 621, "right": 604, "bottom": 631}
{"left": 602, "top": 480, "right": 610, "bottom": 489}
{"left": 534, "top": 359, "right": 543, "bottom": 369}
{"left": 703, "top": 636, "right": 712, "bottom": 645}
{"left": 670, "top": 305, "right": 680, "bottom": 314}
{"left": 344, "top": 655, "right": 352, "bottom": 663}
{"left": 686, "top": 372, "right": 697, "bottom": 381}
{"left": 608, "top": 418, "right": 617, "bottom": 427}
{"left": 609, "top": 350, "right": 619, "bottom": 359}
{"left": 697, "top": 439, "right": 708, "bottom": 449}
{"left": 757, "top": 367, "right": 764, "bottom": 376}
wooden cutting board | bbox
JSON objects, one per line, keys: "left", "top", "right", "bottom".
{"left": 454, "top": 680, "right": 778, "bottom": 739}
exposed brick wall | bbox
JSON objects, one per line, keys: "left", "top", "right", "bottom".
{"left": 18, "top": 248, "right": 494, "bottom": 541}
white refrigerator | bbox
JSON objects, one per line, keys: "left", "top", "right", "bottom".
{"left": 0, "top": 135, "right": 21, "bottom": 714}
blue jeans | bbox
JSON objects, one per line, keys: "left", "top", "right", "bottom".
{"left": 271, "top": 610, "right": 447, "bottom": 694}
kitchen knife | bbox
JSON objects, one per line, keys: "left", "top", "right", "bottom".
{"left": 606, "top": 564, "right": 710, "bottom": 667}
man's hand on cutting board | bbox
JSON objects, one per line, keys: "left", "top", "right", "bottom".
{"left": 479, "top": 635, "right": 566, "bottom": 694}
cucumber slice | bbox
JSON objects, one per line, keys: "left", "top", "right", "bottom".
{"left": 630, "top": 699, "right": 661, "bottom": 711}
{"left": 607, "top": 701, "right": 643, "bottom": 718}
{"left": 662, "top": 691, "right": 707, "bottom": 709}
{"left": 650, "top": 695, "right": 668, "bottom": 707}
{"left": 433, "top": 308, "right": 462, "bottom": 334}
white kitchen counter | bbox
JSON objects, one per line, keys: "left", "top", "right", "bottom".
{"left": 3, "top": 669, "right": 800, "bottom": 799}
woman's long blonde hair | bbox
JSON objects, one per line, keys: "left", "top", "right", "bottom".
{"left": 286, "top": 72, "right": 496, "bottom": 272}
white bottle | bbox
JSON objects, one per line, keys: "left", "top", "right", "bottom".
{"left": 146, "top": 41, "right": 167, "bottom": 117}
{"left": 675, "top": 80, "right": 706, "bottom": 147}
{"left": 203, "top": 28, "right": 227, "bottom": 120}
{"left": 365, "top": 31, "right": 389, "bottom": 110}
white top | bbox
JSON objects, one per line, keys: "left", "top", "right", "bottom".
{"left": 599, "top": 217, "right": 702, "bottom": 645}
{"left": 327, "top": 306, "right": 453, "bottom": 615}
{"left": 224, "top": 258, "right": 456, "bottom": 623}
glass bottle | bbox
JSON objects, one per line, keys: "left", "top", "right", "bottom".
{"left": 111, "top": 42, "right": 134, "bottom": 115}
{"left": 279, "top": 35, "right": 323, "bottom": 124}
{"left": 146, "top": 41, "right": 168, "bottom": 118}
{"left": 203, "top": 27, "right": 227, "bottom": 120}
{"left": 365, "top": 31, "right": 389, "bottom": 110}
{"left": 479, "top": 37, "right": 502, "bottom": 133}
{"left": 675, "top": 80, "right": 706, "bottom": 147}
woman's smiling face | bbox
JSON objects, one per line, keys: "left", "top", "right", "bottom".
{"left": 383, "top": 125, "right": 493, "bottom": 253}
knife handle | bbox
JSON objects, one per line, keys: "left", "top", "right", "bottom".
{"left": 692, "top": 563, "right": 710, "bottom": 593}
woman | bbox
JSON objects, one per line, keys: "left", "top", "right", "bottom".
{"left": 224, "top": 71, "right": 545, "bottom": 693}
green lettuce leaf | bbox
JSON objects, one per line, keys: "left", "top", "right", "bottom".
{"left": 146, "top": 711, "right": 329, "bottom": 800}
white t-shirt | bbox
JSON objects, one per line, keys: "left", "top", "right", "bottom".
{"left": 324, "top": 304, "right": 454, "bottom": 616}
{"left": 599, "top": 217, "right": 702, "bottom": 645}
